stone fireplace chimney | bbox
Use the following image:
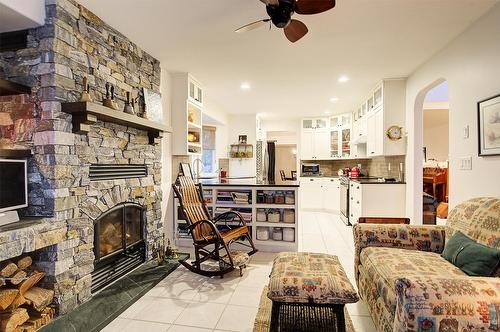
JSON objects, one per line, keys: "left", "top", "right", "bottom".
{"left": 0, "top": 0, "right": 164, "bottom": 315}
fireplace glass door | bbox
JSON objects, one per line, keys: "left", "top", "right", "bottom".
{"left": 125, "top": 206, "right": 142, "bottom": 246}
{"left": 98, "top": 208, "right": 124, "bottom": 258}
{"left": 93, "top": 203, "right": 146, "bottom": 293}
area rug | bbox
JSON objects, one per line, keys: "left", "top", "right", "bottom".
{"left": 254, "top": 286, "right": 355, "bottom": 332}
{"left": 40, "top": 254, "right": 189, "bottom": 332}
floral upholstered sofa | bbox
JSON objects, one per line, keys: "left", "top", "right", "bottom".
{"left": 353, "top": 197, "right": 500, "bottom": 332}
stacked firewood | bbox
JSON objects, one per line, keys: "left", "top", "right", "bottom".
{"left": 0, "top": 256, "right": 54, "bottom": 332}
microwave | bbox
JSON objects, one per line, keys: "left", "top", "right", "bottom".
{"left": 301, "top": 163, "right": 320, "bottom": 175}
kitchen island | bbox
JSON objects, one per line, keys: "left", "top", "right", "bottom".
{"left": 173, "top": 179, "right": 300, "bottom": 252}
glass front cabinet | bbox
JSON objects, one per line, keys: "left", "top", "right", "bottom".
{"left": 329, "top": 114, "right": 351, "bottom": 158}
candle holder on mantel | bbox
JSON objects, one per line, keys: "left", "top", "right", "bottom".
{"left": 80, "top": 77, "right": 92, "bottom": 102}
{"left": 123, "top": 91, "right": 135, "bottom": 115}
{"left": 102, "top": 82, "right": 119, "bottom": 110}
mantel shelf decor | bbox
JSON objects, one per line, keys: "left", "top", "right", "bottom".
{"left": 61, "top": 102, "right": 172, "bottom": 144}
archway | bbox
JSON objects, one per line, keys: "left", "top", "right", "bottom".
{"left": 410, "top": 78, "right": 448, "bottom": 225}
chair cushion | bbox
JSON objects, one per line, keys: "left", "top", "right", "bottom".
{"left": 441, "top": 231, "right": 500, "bottom": 276}
{"left": 360, "top": 247, "right": 466, "bottom": 315}
{"left": 221, "top": 251, "right": 249, "bottom": 268}
{"left": 267, "top": 252, "right": 359, "bottom": 304}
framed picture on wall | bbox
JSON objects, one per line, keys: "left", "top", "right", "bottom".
{"left": 478, "top": 94, "right": 500, "bottom": 156}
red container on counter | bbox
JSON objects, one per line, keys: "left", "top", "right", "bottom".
{"left": 351, "top": 166, "right": 360, "bottom": 178}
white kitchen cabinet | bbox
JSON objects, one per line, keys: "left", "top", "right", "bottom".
{"left": 367, "top": 107, "right": 384, "bottom": 156}
{"left": 302, "top": 118, "right": 328, "bottom": 131}
{"left": 300, "top": 178, "right": 323, "bottom": 210}
{"left": 349, "top": 181, "right": 406, "bottom": 224}
{"left": 329, "top": 113, "right": 351, "bottom": 159}
{"left": 301, "top": 131, "right": 315, "bottom": 160}
{"left": 322, "top": 178, "right": 340, "bottom": 212}
{"left": 299, "top": 177, "right": 340, "bottom": 213}
{"left": 300, "top": 129, "right": 329, "bottom": 160}
{"left": 300, "top": 113, "right": 352, "bottom": 160}
{"left": 314, "top": 130, "right": 331, "bottom": 159}
{"left": 353, "top": 79, "right": 406, "bottom": 157}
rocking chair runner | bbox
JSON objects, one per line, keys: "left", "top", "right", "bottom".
{"left": 172, "top": 176, "right": 258, "bottom": 277}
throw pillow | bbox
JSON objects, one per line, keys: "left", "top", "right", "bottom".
{"left": 442, "top": 231, "right": 500, "bottom": 276}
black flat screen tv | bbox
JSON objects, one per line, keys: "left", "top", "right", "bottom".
{"left": 0, "top": 159, "right": 28, "bottom": 212}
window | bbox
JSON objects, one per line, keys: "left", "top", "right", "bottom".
{"left": 202, "top": 126, "right": 216, "bottom": 175}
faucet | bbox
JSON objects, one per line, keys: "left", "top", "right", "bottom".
{"left": 192, "top": 158, "right": 203, "bottom": 179}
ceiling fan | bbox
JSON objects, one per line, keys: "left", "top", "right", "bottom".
{"left": 235, "top": 0, "right": 336, "bottom": 43}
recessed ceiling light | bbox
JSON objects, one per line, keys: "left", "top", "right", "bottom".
{"left": 338, "top": 75, "right": 350, "bottom": 83}
{"left": 330, "top": 97, "right": 339, "bottom": 103}
{"left": 240, "top": 82, "right": 251, "bottom": 90}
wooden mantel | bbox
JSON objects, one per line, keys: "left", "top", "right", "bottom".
{"left": 0, "top": 78, "right": 31, "bottom": 96}
{"left": 61, "top": 102, "right": 172, "bottom": 144}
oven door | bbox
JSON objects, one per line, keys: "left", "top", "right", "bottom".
{"left": 340, "top": 182, "right": 349, "bottom": 225}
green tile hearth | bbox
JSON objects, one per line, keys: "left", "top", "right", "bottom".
{"left": 40, "top": 254, "right": 189, "bottom": 332}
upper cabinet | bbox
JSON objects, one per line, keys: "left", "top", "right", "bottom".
{"left": 172, "top": 73, "right": 204, "bottom": 155}
{"left": 300, "top": 114, "right": 351, "bottom": 160}
{"left": 188, "top": 78, "right": 203, "bottom": 106}
{"left": 300, "top": 118, "right": 330, "bottom": 160}
{"left": 352, "top": 79, "right": 406, "bottom": 157}
{"left": 302, "top": 118, "right": 328, "bottom": 131}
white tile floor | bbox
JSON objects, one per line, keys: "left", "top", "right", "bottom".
{"left": 102, "top": 212, "right": 377, "bottom": 332}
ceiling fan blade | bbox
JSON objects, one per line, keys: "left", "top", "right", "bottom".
{"left": 284, "top": 19, "right": 308, "bottom": 43}
{"left": 260, "top": 0, "right": 279, "bottom": 6}
{"left": 235, "top": 19, "right": 270, "bottom": 33}
{"left": 295, "top": 0, "right": 336, "bottom": 15}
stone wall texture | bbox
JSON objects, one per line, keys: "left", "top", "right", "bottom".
{"left": 0, "top": 0, "right": 163, "bottom": 315}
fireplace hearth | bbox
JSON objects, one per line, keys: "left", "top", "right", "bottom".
{"left": 91, "top": 203, "right": 146, "bottom": 293}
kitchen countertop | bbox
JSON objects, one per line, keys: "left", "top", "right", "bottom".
{"left": 299, "top": 175, "right": 340, "bottom": 178}
{"left": 349, "top": 178, "right": 405, "bottom": 184}
{"left": 197, "top": 178, "right": 300, "bottom": 187}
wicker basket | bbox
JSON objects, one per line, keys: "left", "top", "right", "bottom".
{"left": 268, "top": 210, "right": 281, "bottom": 223}
{"left": 272, "top": 228, "right": 283, "bottom": 241}
{"left": 283, "top": 210, "right": 295, "bottom": 223}
{"left": 256, "top": 209, "right": 267, "bottom": 222}
{"left": 257, "top": 227, "right": 270, "bottom": 241}
{"left": 283, "top": 228, "right": 295, "bottom": 242}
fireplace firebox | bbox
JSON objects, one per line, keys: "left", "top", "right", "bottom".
{"left": 91, "top": 202, "right": 146, "bottom": 293}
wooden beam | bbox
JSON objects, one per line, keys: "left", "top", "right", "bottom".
{"left": 0, "top": 78, "right": 31, "bottom": 96}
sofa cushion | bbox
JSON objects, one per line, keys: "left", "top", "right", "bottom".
{"left": 360, "top": 247, "right": 466, "bottom": 315}
{"left": 446, "top": 197, "right": 500, "bottom": 249}
{"left": 441, "top": 231, "right": 500, "bottom": 276}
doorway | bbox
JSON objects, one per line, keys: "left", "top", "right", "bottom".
{"left": 266, "top": 131, "right": 298, "bottom": 183}
{"left": 421, "top": 81, "right": 449, "bottom": 225}
{"left": 275, "top": 144, "right": 297, "bottom": 183}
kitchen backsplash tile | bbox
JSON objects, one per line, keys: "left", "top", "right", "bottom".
{"left": 301, "top": 155, "right": 405, "bottom": 179}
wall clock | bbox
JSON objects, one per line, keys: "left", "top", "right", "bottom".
{"left": 386, "top": 125, "right": 403, "bottom": 140}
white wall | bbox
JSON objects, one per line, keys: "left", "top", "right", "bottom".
{"left": 160, "top": 69, "right": 174, "bottom": 240}
{"left": 204, "top": 98, "right": 229, "bottom": 160}
{"left": 228, "top": 114, "right": 257, "bottom": 177}
{"left": 406, "top": 3, "right": 500, "bottom": 223}
{"left": 423, "top": 108, "right": 449, "bottom": 162}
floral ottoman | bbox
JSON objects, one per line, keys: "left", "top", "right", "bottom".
{"left": 267, "top": 252, "right": 359, "bottom": 332}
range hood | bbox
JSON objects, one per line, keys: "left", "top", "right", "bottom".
{"left": 351, "top": 134, "right": 367, "bottom": 145}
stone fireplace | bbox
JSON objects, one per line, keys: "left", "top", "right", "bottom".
{"left": 0, "top": 0, "right": 165, "bottom": 316}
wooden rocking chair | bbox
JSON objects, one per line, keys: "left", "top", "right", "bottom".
{"left": 172, "top": 176, "right": 258, "bottom": 277}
